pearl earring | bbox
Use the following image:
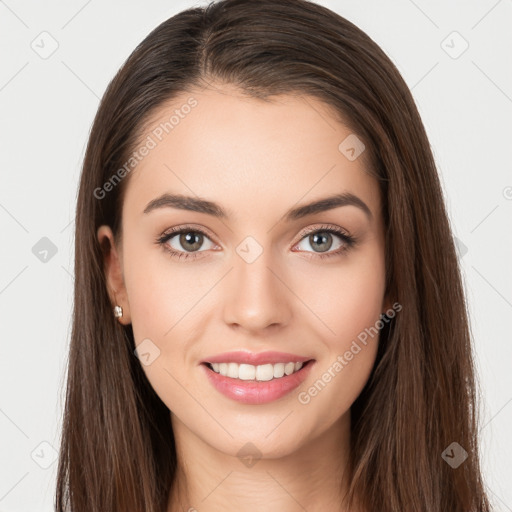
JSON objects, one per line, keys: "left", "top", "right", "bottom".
{"left": 114, "top": 305, "right": 123, "bottom": 318}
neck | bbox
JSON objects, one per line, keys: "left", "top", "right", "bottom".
{"left": 167, "top": 411, "right": 358, "bottom": 512}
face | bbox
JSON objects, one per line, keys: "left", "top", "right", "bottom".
{"left": 98, "top": 83, "right": 389, "bottom": 459}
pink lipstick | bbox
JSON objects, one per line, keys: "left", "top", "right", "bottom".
{"left": 200, "top": 351, "right": 315, "bottom": 405}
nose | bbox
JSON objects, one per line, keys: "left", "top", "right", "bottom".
{"left": 222, "top": 246, "right": 292, "bottom": 334}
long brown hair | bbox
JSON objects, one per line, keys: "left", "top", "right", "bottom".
{"left": 55, "top": 0, "right": 492, "bottom": 510}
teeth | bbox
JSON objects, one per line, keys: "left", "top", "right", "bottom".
{"left": 273, "top": 363, "right": 285, "bottom": 378}
{"left": 209, "top": 361, "right": 305, "bottom": 381}
{"left": 227, "top": 362, "right": 238, "bottom": 378}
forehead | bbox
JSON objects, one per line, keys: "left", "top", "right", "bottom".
{"left": 123, "top": 85, "right": 380, "bottom": 222}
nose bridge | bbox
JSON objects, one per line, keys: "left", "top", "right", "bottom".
{"left": 222, "top": 235, "right": 290, "bottom": 331}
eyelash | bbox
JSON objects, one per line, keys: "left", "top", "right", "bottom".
{"left": 155, "top": 224, "right": 357, "bottom": 261}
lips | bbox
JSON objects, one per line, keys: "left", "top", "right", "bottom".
{"left": 200, "top": 351, "right": 315, "bottom": 404}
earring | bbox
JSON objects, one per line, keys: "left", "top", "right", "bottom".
{"left": 114, "top": 305, "right": 123, "bottom": 318}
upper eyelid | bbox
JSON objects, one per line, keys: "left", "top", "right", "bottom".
{"left": 297, "top": 224, "right": 349, "bottom": 237}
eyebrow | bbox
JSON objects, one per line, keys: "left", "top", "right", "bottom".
{"left": 143, "top": 192, "right": 373, "bottom": 221}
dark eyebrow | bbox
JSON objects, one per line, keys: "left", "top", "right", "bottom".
{"left": 143, "top": 192, "right": 372, "bottom": 221}
{"left": 143, "top": 194, "right": 233, "bottom": 218}
{"left": 285, "top": 192, "right": 372, "bottom": 222}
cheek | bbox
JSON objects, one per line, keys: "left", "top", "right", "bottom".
{"left": 330, "top": 269, "right": 385, "bottom": 344}
{"left": 122, "top": 239, "right": 212, "bottom": 377}
{"left": 121, "top": 244, "right": 200, "bottom": 412}
{"left": 300, "top": 246, "right": 386, "bottom": 348}
{"left": 295, "top": 247, "right": 385, "bottom": 404}
{"left": 122, "top": 236, "right": 192, "bottom": 339}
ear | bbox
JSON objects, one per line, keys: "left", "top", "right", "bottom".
{"left": 97, "top": 225, "right": 132, "bottom": 325}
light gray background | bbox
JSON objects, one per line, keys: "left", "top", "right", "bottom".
{"left": 0, "top": 0, "right": 511, "bottom": 510}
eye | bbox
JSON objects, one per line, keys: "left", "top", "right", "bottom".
{"left": 293, "top": 224, "right": 356, "bottom": 259}
{"left": 156, "top": 223, "right": 357, "bottom": 261}
{"left": 156, "top": 225, "right": 217, "bottom": 260}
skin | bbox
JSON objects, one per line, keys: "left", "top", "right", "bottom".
{"left": 98, "top": 83, "right": 391, "bottom": 512}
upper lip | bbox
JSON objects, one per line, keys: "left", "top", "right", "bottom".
{"left": 202, "top": 351, "right": 313, "bottom": 366}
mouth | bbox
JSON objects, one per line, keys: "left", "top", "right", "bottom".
{"left": 201, "top": 359, "right": 316, "bottom": 405}
{"left": 202, "top": 359, "right": 315, "bottom": 382}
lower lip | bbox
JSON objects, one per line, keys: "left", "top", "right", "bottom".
{"left": 201, "top": 361, "right": 315, "bottom": 405}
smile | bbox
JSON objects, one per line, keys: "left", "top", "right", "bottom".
{"left": 201, "top": 359, "right": 315, "bottom": 405}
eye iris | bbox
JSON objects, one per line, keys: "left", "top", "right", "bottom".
{"left": 180, "top": 232, "right": 203, "bottom": 252}
{"left": 310, "top": 232, "right": 333, "bottom": 253}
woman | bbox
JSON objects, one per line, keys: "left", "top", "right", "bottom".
{"left": 55, "top": 0, "right": 492, "bottom": 510}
